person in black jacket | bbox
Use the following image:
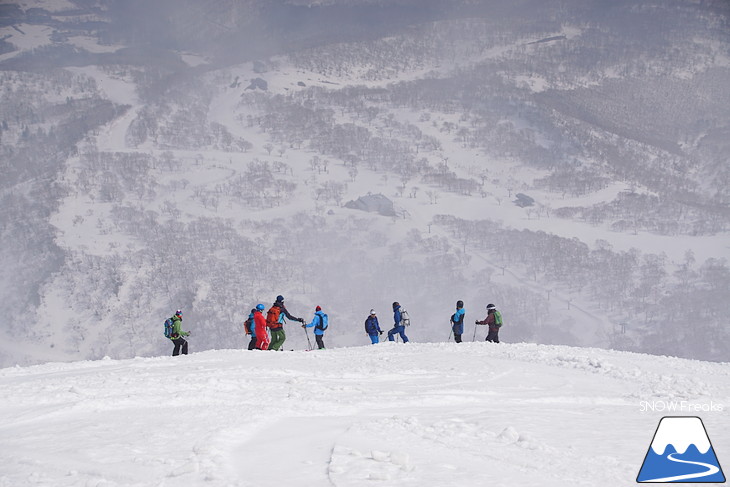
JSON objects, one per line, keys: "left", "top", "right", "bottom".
{"left": 364, "top": 309, "right": 383, "bottom": 344}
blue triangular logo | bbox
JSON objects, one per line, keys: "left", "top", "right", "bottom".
{"left": 637, "top": 416, "right": 725, "bottom": 483}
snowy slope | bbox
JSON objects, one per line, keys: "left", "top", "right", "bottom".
{"left": 1, "top": 342, "right": 728, "bottom": 487}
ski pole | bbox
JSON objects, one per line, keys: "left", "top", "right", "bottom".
{"left": 303, "top": 325, "right": 313, "bottom": 350}
{"left": 472, "top": 323, "right": 478, "bottom": 342}
{"left": 448, "top": 329, "right": 453, "bottom": 342}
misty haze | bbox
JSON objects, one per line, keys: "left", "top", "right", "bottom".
{"left": 1, "top": 0, "right": 729, "bottom": 367}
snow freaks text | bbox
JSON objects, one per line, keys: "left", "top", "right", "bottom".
{"left": 639, "top": 401, "right": 724, "bottom": 413}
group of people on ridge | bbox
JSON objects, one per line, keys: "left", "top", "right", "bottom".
{"left": 242, "top": 295, "right": 328, "bottom": 351}
{"left": 166, "top": 297, "right": 502, "bottom": 356}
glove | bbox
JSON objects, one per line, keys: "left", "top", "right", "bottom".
{"left": 299, "top": 318, "right": 305, "bottom": 323}
{"left": 379, "top": 331, "right": 383, "bottom": 335}
{"left": 474, "top": 320, "right": 479, "bottom": 325}
{"left": 301, "top": 324, "right": 306, "bottom": 329}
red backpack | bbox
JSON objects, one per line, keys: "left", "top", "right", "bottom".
{"left": 243, "top": 317, "right": 253, "bottom": 334}
{"left": 266, "top": 306, "right": 282, "bottom": 328}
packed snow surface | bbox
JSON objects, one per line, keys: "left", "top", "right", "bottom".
{"left": 1, "top": 342, "right": 728, "bottom": 486}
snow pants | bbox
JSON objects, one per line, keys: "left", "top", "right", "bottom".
{"left": 247, "top": 336, "right": 257, "bottom": 350}
{"left": 269, "top": 328, "right": 286, "bottom": 351}
{"left": 388, "top": 325, "right": 409, "bottom": 343}
{"left": 452, "top": 323, "right": 463, "bottom": 343}
{"left": 315, "top": 335, "right": 325, "bottom": 350}
{"left": 172, "top": 338, "right": 188, "bottom": 356}
{"left": 486, "top": 327, "right": 500, "bottom": 343}
{"left": 369, "top": 334, "right": 380, "bottom": 344}
{"left": 256, "top": 334, "right": 270, "bottom": 350}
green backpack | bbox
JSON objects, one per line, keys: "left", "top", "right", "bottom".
{"left": 493, "top": 310, "right": 503, "bottom": 327}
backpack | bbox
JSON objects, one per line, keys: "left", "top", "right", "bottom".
{"left": 400, "top": 309, "right": 411, "bottom": 327}
{"left": 316, "top": 313, "right": 329, "bottom": 331}
{"left": 365, "top": 316, "right": 377, "bottom": 333}
{"left": 493, "top": 310, "right": 503, "bottom": 327}
{"left": 164, "top": 318, "right": 175, "bottom": 338}
{"left": 266, "top": 306, "right": 282, "bottom": 328}
{"left": 243, "top": 317, "right": 253, "bottom": 334}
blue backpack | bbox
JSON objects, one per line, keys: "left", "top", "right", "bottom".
{"left": 164, "top": 318, "right": 175, "bottom": 338}
{"left": 316, "top": 313, "right": 329, "bottom": 331}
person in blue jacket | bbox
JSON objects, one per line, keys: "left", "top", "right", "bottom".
{"left": 244, "top": 308, "right": 257, "bottom": 350}
{"left": 387, "top": 301, "right": 409, "bottom": 343}
{"left": 364, "top": 309, "right": 383, "bottom": 344}
{"left": 450, "top": 300, "right": 466, "bottom": 343}
{"left": 302, "top": 306, "right": 328, "bottom": 349}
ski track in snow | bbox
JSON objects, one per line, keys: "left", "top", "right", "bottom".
{"left": 0, "top": 342, "right": 728, "bottom": 487}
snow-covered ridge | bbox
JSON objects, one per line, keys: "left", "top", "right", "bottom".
{"left": 1, "top": 342, "right": 728, "bottom": 486}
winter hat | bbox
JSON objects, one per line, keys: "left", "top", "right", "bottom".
{"left": 370, "top": 309, "right": 376, "bottom": 315}
{"left": 175, "top": 309, "right": 182, "bottom": 316}
{"left": 457, "top": 300, "right": 464, "bottom": 308}
{"left": 486, "top": 303, "right": 496, "bottom": 310}
{"left": 315, "top": 306, "right": 322, "bottom": 311}
{"left": 276, "top": 295, "right": 284, "bottom": 302}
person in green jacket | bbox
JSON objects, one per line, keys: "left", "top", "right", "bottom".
{"left": 169, "top": 309, "right": 191, "bottom": 356}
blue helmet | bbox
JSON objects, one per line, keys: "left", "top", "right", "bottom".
{"left": 256, "top": 304, "right": 265, "bottom": 311}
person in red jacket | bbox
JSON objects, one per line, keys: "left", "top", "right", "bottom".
{"left": 253, "top": 304, "right": 269, "bottom": 350}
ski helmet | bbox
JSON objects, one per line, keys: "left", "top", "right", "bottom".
{"left": 392, "top": 301, "right": 400, "bottom": 309}
{"left": 370, "top": 309, "right": 376, "bottom": 315}
{"left": 256, "top": 303, "right": 265, "bottom": 311}
{"left": 486, "top": 303, "right": 496, "bottom": 310}
{"left": 457, "top": 300, "right": 464, "bottom": 308}
{"left": 276, "top": 295, "right": 284, "bottom": 302}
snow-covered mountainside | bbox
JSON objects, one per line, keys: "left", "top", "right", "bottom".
{"left": 1, "top": 343, "right": 728, "bottom": 486}
{"left": 1, "top": 0, "right": 729, "bottom": 366}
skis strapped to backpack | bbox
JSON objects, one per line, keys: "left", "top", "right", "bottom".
{"left": 400, "top": 309, "right": 411, "bottom": 327}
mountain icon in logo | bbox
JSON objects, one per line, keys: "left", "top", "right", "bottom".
{"left": 637, "top": 416, "right": 725, "bottom": 483}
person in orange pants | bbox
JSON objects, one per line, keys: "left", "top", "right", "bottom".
{"left": 253, "top": 304, "right": 269, "bottom": 350}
